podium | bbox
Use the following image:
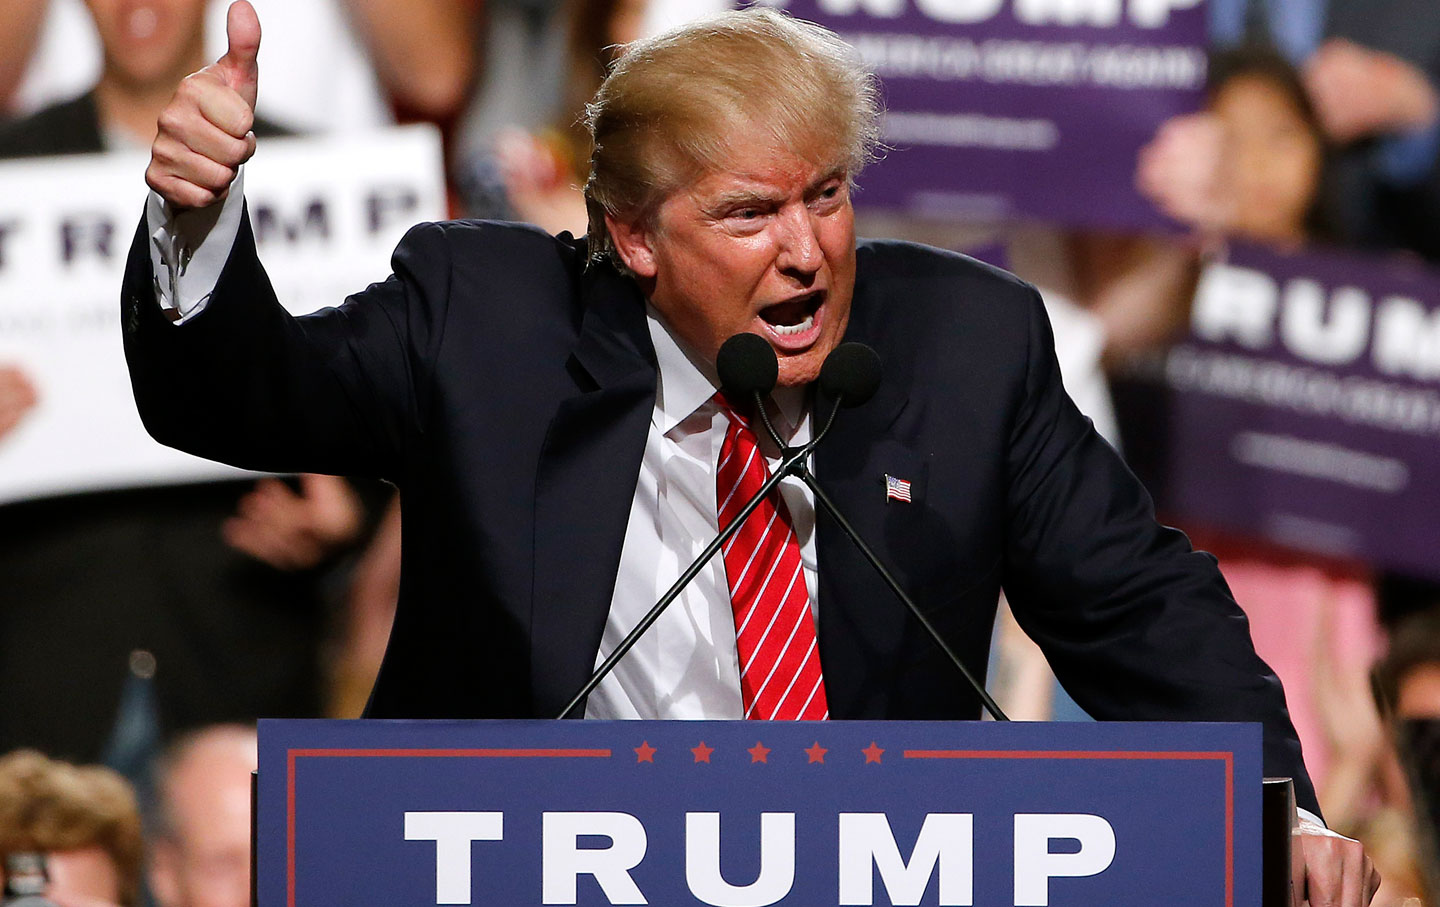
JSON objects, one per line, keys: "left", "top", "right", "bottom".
{"left": 255, "top": 719, "right": 1264, "bottom": 906}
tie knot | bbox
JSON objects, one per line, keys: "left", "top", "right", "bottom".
{"left": 713, "top": 391, "right": 756, "bottom": 430}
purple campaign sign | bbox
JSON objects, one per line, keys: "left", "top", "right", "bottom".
{"left": 257, "top": 718, "right": 1259, "bottom": 906}
{"left": 759, "top": 0, "right": 1207, "bottom": 230}
{"left": 1116, "top": 242, "right": 1440, "bottom": 579}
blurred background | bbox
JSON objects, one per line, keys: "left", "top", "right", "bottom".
{"left": 2, "top": 0, "right": 1440, "bottom": 904}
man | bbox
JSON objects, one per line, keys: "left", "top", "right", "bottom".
{"left": 0, "top": 750, "right": 143, "bottom": 907}
{"left": 129, "top": 2, "right": 1376, "bottom": 901}
{"left": 148, "top": 726, "right": 257, "bottom": 907}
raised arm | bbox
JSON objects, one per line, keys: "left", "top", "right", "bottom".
{"left": 124, "top": 1, "right": 447, "bottom": 482}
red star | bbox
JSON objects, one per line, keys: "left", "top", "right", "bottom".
{"left": 748, "top": 741, "right": 771, "bottom": 763}
{"left": 692, "top": 741, "right": 714, "bottom": 763}
{"left": 862, "top": 741, "right": 885, "bottom": 764}
{"left": 805, "top": 741, "right": 828, "bottom": 764}
{"left": 634, "top": 741, "right": 656, "bottom": 763}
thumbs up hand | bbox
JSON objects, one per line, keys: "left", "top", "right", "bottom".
{"left": 146, "top": 1, "right": 262, "bottom": 210}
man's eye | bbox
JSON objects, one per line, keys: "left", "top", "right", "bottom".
{"left": 734, "top": 208, "right": 761, "bottom": 220}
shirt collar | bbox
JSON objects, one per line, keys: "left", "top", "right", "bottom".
{"left": 646, "top": 307, "right": 807, "bottom": 439}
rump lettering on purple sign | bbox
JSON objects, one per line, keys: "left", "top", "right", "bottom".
{"left": 759, "top": 0, "right": 1207, "bottom": 229}
{"left": 1116, "top": 241, "right": 1440, "bottom": 578}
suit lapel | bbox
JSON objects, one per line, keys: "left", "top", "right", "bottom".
{"left": 530, "top": 265, "right": 656, "bottom": 718}
{"left": 812, "top": 277, "right": 930, "bottom": 718}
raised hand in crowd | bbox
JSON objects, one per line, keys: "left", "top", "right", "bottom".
{"left": 145, "top": 0, "right": 260, "bottom": 211}
{"left": 494, "top": 128, "right": 590, "bottom": 237}
{"left": 0, "top": 0, "right": 46, "bottom": 113}
{"left": 1134, "top": 111, "right": 1234, "bottom": 239}
{"left": 1305, "top": 38, "right": 1440, "bottom": 145}
{"left": 223, "top": 474, "right": 365, "bottom": 571}
{"left": 0, "top": 364, "right": 37, "bottom": 441}
{"left": 330, "top": 495, "right": 402, "bottom": 717}
{"left": 341, "top": 0, "right": 476, "bottom": 121}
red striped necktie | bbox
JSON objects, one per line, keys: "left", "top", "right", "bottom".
{"left": 714, "top": 395, "right": 828, "bottom": 720}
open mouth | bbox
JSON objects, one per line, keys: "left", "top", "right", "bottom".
{"left": 757, "top": 292, "right": 825, "bottom": 350}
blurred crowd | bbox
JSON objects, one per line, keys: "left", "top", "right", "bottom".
{"left": 3, "top": 0, "right": 1440, "bottom": 905}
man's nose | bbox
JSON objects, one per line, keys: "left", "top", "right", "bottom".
{"left": 775, "top": 205, "right": 823, "bottom": 278}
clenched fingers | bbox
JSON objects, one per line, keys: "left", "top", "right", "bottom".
{"left": 1299, "top": 826, "right": 1379, "bottom": 907}
{"left": 149, "top": 71, "right": 255, "bottom": 210}
{"left": 193, "top": 72, "right": 255, "bottom": 139}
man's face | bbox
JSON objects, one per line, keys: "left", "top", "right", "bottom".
{"left": 610, "top": 143, "right": 857, "bottom": 387}
{"left": 149, "top": 741, "right": 255, "bottom": 907}
{"left": 84, "top": 0, "right": 208, "bottom": 90}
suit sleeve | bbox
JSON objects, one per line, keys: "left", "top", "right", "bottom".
{"left": 998, "top": 285, "right": 1319, "bottom": 816}
{"left": 122, "top": 205, "right": 452, "bottom": 481}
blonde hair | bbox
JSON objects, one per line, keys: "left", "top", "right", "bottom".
{"left": 0, "top": 750, "right": 144, "bottom": 907}
{"left": 583, "top": 7, "right": 881, "bottom": 266}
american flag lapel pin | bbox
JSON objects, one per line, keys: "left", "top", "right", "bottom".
{"left": 884, "top": 474, "right": 912, "bottom": 504}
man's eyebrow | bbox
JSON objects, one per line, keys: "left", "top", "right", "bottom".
{"left": 701, "top": 189, "right": 783, "bottom": 213}
{"left": 807, "top": 168, "right": 848, "bottom": 191}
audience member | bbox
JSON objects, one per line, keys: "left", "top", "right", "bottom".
{"left": 490, "top": 0, "right": 646, "bottom": 232}
{"left": 0, "top": 0, "right": 289, "bottom": 157}
{"left": 6, "top": 0, "right": 476, "bottom": 135}
{"left": 1372, "top": 609, "right": 1440, "bottom": 904}
{"left": 458, "top": 0, "right": 640, "bottom": 225}
{"left": 147, "top": 726, "right": 256, "bottom": 907}
{"left": 454, "top": 0, "right": 568, "bottom": 210}
{"left": 202, "top": 0, "right": 477, "bottom": 131}
{"left": 1153, "top": 0, "right": 1440, "bottom": 260}
{"left": 0, "top": 750, "right": 143, "bottom": 907}
{"left": 1139, "top": 45, "right": 1336, "bottom": 255}
{"left": 1379, "top": 611, "right": 1440, "bottom": 721}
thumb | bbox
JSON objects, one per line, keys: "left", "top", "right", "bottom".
{"left": 217, "top": 0, "right": 261, "bottom": 111}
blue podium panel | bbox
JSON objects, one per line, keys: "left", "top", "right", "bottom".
{"left": 257, "top": 720, "right": 1260, "bottom": 907}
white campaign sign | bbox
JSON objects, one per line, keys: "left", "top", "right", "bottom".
{"left": 0, "top": 125, "right": 446, "bottom": 504}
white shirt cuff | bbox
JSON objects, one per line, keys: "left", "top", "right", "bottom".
{"left": 1295, "top": 807, "right": 1327, "bottom": 831}
{"left": 145, "top": 168, "right": 247, "bottom": 325}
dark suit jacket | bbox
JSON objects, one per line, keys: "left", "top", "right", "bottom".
{"left": 121, "top": 211, "right": 1318, "bottom": 812}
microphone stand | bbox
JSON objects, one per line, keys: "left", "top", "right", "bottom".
{"left": 558, "top": 389, "right": 1009, "bottom": 723}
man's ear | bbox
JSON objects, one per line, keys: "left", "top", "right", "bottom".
{"left": 605, "top": 212, "right": 659, "bottom": 279}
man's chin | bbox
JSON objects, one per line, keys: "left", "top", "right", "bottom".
{"left": 775, "top": 349, "right": 826, "bottom": 388}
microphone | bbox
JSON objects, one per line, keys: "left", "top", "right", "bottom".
{"left": 818, "top": 342, "right": 882, "bottom": 408}
{"left": 716, "top": 332, "right": 778, "bottom": 400}
{"left": 556, "top": 335, "right": 1007, "bottom": 721}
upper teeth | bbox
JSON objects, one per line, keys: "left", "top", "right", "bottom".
{"left": 772, "top": 315, "right": 814, "bottom": 337}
